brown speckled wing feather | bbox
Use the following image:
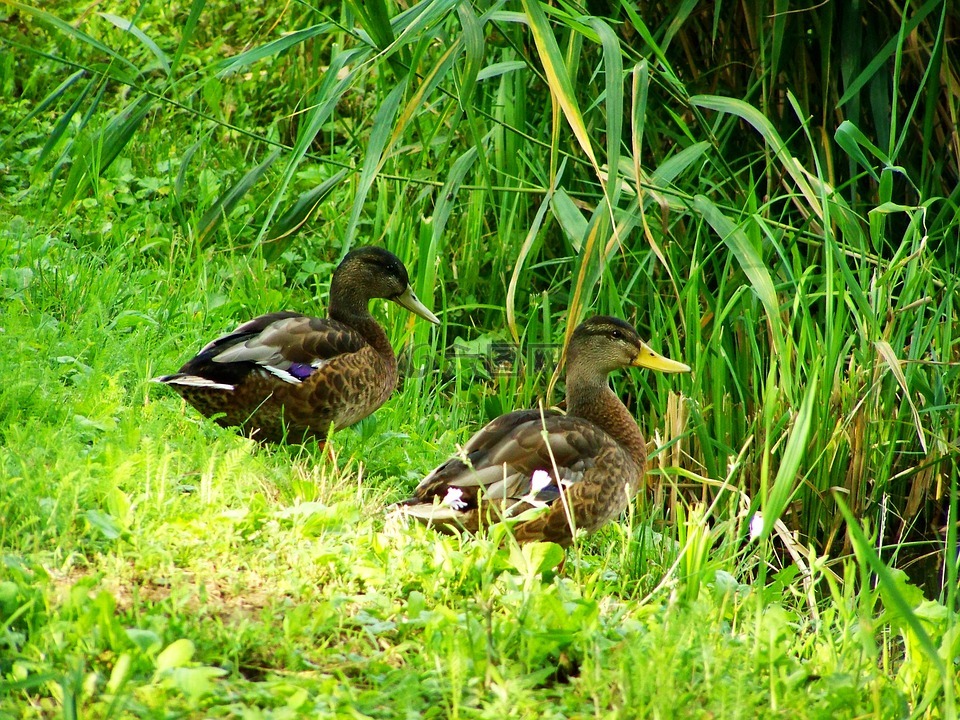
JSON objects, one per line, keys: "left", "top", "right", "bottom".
{"left": 406, "top": 409, "right": 643, "bottom": 545}
{"left": 415, "top": 411, "right": 614, "bottom": 504}
{"left": 200, "top": 313, "right": 366, "bottom": 367}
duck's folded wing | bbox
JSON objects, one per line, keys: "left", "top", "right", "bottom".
{"left": 414, "top": 411, "right": 608, "bottom": 507}
{"left": 175, "top": 313, "right": 366, "bottom": 386}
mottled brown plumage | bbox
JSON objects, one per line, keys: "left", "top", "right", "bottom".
{"left": 153, "top": 247, "right": 439, "bottom": 443}
{"left": 398, "top": 316, "right": 689, "bottom": 545}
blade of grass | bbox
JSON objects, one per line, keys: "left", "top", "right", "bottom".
{"left": 264, "top": 169, "right": 350, "bottom": 257}
{"left": 169, "top": 0, "right": 205, "bottom": 76}
{"left": 60, "top": 93, "right": 154, "bottom": 207}
{"left": 760, "top": 370, "right": 819, "bottom": 540}
{"left": 519, "top": 0, "right": 597, "bottom": 168}
{"left": 875, "top": 340, "right": 928, "bottom": 453}
{"left": 344, "top": 80, "right": 408, "bottom": 249}
{"left": 98, "top": 12, "right": 170, "bottom": 76}
{"left": 0, "top": 69, "right": 85, "bottom": 154}
{"left": 4, "top": 1, "right": 139, "bottom": 74}
{"left": 197, "top": 150, "right": 280, "bottom": 245}
{"left": 692, "top": 194, "right": 787, "bottom": 376}
{"left": 216, "top": 24, "right": 334, "bottom": 78}
{"left": 835, "top": 494, "right": 955, "bottom": 719}
{"left": 690, "top": 94, "right": 824, "bottom": 224}
{"left": 252, "top": 47, "right": 370, "bottom": 248}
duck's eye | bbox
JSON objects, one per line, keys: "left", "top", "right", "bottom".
{"left": 611, "top": 329, "right": 623, "bottom": 340}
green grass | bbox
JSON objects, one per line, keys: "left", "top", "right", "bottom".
{"left": 2, "top": 0, "right": 959, "bottom": 717}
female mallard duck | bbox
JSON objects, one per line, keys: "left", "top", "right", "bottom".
{"left": 153, "top": 246, "right": 439, "bottom": 443}
{"left": 398, "top": 316, "right": 689, "bottom": 545}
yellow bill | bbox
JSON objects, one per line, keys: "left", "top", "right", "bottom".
{"left": 633, "top": 341, "right": 690, "bottom": 373}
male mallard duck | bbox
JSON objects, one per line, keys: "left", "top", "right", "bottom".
{"left": 153, "top": 246, "right": 440, "bottom": 443}
{"left": 398, "top": 316, "right": 689, "bottom": 545}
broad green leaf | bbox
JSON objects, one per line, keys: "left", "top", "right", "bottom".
{"left": 476, "top": 60, "right": 526, "bottom": 81}
{"left": 507, "top": 541, "right": 564, "bottom": 577}
{"left": 167, "top": 666, "right": 227, "bottom": 702}
{"left": 456, "top": 2, "right": 484, "bottom": 112}
{"left": 155, "top": 639, "right": 195, "bottom": 673}
{"left": 630, "top": 60, "right": 650, "bottom": 192}
{"left": 650, "top": 142, "right": 710, "bottom": 187}
{"left": 550, "top": 188, "right": 588, "bottom": 252}
{"left": 835, "top": 120, "right": 885, "bottom": 179}
{"left": 106, "top": 654, "right": 131, "bottom": 694}
{"left": 589, "top": 17, "right": 623, "bottom": 210}
{"left": 84, "top": 510, "right": 123, "bottom": 540}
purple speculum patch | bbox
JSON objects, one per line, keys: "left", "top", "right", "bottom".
{"left": 287, "top": 363, "right": 315, "bottom": 380}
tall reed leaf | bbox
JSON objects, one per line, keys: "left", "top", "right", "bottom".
{"left": 0, "top": 70, "right": 85, "bottom": 154}
{"left": 60, "top": 93, "right": 154, "bottom": 207}
{"left": 254, "top": 49, "right": 369, "bottom": 247}
{"left": 6, "top": 1, "right": 139, "bottom": 74}
{"left": 198, "top": 150, "right": 280, "bottom": 245}
{"left": 455, "top": 1, "right": 484, "bottom": 112}
{"left": 875, "top": 340, "right": 928, "bottom": 453}
{"left": 34, "top": 74, "right": 92, "bottom": 168}
{"left": 98, "top": 12, "right": 170, "bottom": 76}
{"left": 836, "top": 495, "right": 956, "bottom": 718}
{"left": 690, "top": 95, "right": 824, "bottom": 224}
{"left": 345, "top": 0, "right": 395, "bottom": 50}
{"left": 344, "top": 80, "right": 408, "bottom": 248}
{"left": 589, "top": 17, "right": 623, "bottom": 206}
{"left": 264, "top": 169, "right": 349, "bottom": 257}
{"left": 432, "top": 146, "right": 480, "bottom": 247}
{"left": 216, "top": 24, "right": 333, "bottom": 78}
{"left": 519, "top": 0, "right": 597, "bottom": 168}
{"left": 169, "top": 0, "right": 205, "bottom": 76}
{"left": 692, "top": 195, "right": 787, "bottom": 377}
{"left": 507, "top": 166, "right": 564, "bottom": 344}
{"left": 835, "top": 0, "right": 943, "bottom": 108}
{"left": 760, "top": 371, "right": 818, "bottom": 541}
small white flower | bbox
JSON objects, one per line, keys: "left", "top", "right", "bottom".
{"left": 749, "top": 512, "right": 764, "bottom": 540}
{"left": 530, "top": 469, "right": 554, "bottom": 494}
{"left": 441, "top": 487, "right": 467, "bottom": 510}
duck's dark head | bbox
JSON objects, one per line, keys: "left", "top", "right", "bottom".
{"left": 331, "top": 246, "right": 439, "bottom": 324}
{"left": 567, "top": 315, "right": 690, "bottom": 378}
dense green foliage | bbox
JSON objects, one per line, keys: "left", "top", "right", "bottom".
{"left": 1, "top": 0, "right": 958, "bottom": 717}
